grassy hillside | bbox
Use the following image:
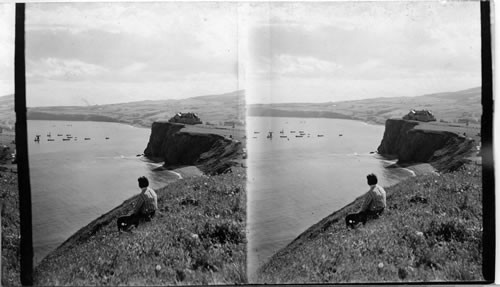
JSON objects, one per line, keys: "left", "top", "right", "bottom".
{"left": 248, "top": 87, "right": 481, "bottom": 125}
{"left": 0, "top": 132, "right": 20, "bottom": 286}
{"left": 34, "top": 168, "right": 246, "bottom": 285}
{"left": 257, "top": 164, "right": 483, "bottom": 283}
{"left": 27, "top": 90, "right": 245, "bottom": 128}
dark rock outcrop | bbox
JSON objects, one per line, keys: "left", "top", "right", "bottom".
{"left": 144, "top": 121, "right": 243, "bottom": 174}
{"left": 377, "top": 119, "right": 475, "bottom": 171}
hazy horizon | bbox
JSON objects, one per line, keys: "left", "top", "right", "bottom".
{"left": 0, "top": 84, "right": 482, "bottom": 109}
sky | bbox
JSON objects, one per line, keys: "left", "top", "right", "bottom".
{"left": 0, "top": 1, "right": 483, "bottom": 106}
{"left": 246, "top": 1, "right": 481, "bottom": 104}
{"left": 24, "top": 2, "right": 242, "bottom": 107}
{"left": 0, "top": 4, "right": 14, "bottom": 97}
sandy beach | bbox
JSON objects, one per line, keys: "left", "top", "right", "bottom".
{"left": 171, "top": 165, "right": 204, "bottom": 179}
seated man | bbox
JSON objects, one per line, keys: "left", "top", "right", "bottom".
{"left": 117, "top": 176, "right": 158, "bottom": 231}
{"left": 345, "top": 173, "right": 386, "bottom": 229}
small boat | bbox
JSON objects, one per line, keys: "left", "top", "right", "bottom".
{"left": 296, "top": 135, "right": 303, "bottom": 138}
{"left": 254, "top": 131, "right": 260, "bottom": 134}
{"left": 290, "top": 131, "right": 296, "bottom": 133}
{"left": 252, "top": 136, "right": 257, "bottom": 139}
{"left": 47, "top": 132, "right": 51, "bottom": 137}
{"left": 339, "top": 134, "right": 343, "bottom": 137}
{"left": 105, "top": 137, "right": 110, "bottom": 140}
{"left": 66, "top": 134, "right": 71, "bottom": 136}
{"left": 318, "top": 135, "right": 324, "bottom": 137}
{"left": 280, "top": 136, "right": 287, "bottom": 138}
{"left": 84, "top": 138, "right": 91, "bottom": 140}
{"left": 299, "top": 131, "right": 305, "bottom": 134}
{"left": 62, "top": 138, "right": 70, "bottom": 141}
{"left": 47, "top": 139, "right": 55, "bottom": 141}
{"left": 57, "top": 134, "right": 63, "bottom": 136}
{"left": 280, "top": 129, "right": 284, "bottom": 134}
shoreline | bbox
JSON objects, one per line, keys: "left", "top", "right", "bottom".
{"left": 152, "top": 164, "right": 205, "bottom": 180}
{"left": 247, "top": 114, "right": 385, "bottom": 126}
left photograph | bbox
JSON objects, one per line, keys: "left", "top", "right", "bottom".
{"left": 21, "top": 2, "right": 246, "bottom": 285}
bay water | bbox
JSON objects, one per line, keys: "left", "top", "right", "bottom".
{"left": 27, "top": 120, "right": 179, "bottom": 265}
{"left": 247, "top": 117, "right": 413, "bottom": 276}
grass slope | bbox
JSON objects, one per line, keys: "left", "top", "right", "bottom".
{"left": 34, "top": 169, "right": 246, "bottom": 285}
{"left": 0, "top": 132, "right": 20, "bottom": 286}
{"left": 257, "top": 164, "right": 483, "bottom": 283}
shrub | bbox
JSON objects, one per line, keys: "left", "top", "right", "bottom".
{"left": 425, "top": 219, "right": 468, "bottom": 243}
{"left": 200, "top": 221, "right": 244, "bottom": 245}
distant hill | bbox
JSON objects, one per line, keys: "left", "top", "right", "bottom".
{"left": 248, "top": 87, "right": 482, "bottom": 125}
{"left": 27, "top": 90, "right": 245, "bottom": 128}
{"left": 0, "top": 87, "right": 483, "bottom": 129}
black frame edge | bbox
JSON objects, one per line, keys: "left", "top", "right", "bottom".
{"left": 480, "top": 0, "right": 495, "bottom": 283}
{"left": 14, "top": 3, "right": 34, "bottom": 285}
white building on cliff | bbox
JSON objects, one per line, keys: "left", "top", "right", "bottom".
{"left": 168, "top": 112, "right": 202, "bottom": 125}
{"left": 403, "top": 109, "right": 436, "bottom": 122}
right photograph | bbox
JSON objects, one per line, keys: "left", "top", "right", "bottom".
{"left": 246, "top": 1, "right": 487, "bottom": 283}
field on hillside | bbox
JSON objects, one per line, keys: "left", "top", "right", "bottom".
{"left": 249, "top": 87, "right": 482, "bottom": 125}
{"left": 26, "top": 90, "right": 246, "bottom": 129}
{"left": 257, "top": 164, "right": 483, "bottom": 283}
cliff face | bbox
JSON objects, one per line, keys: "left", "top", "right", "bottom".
{"left": 144, "top": 121, "right": 243, "bottom": 174}
{"left": 377, "top": 119, "right": 475, "bottom": 171}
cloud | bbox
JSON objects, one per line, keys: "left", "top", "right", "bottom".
{"left": 24, "top": 2, "right": 241, "bottom": 105}
{"left": 27, "top": 72, "right": 240, "bottom": 107}
{"left": 27, "top": 58, "right": 108, "bottom": 81}
{"left": 247, "top": 1, "right": 480, "bottom": 103}
{"left": 26, "top": 3, "right": 239, "bottom": 63}
{"left": 277, "top": 55, "right": 342, "bottom": 76}
{"left": 23, "top": 2, "right": 481, "bottom": 105}
{"left": 0, "top": 4, "right": 14, "bottom": 96}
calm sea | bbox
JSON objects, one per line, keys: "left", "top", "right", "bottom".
{"left": 247, "top": 117, "right": 413, "bottom": 276}
{"left": 27, "top": 120, "right": 179, "bottom": 265}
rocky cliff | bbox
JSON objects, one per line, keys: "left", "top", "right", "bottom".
{"left": 377, "top": 119, "right": 475, "bottom": 171}
{"left": 144, "top": 121, "right": 243, "bottom": 174}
